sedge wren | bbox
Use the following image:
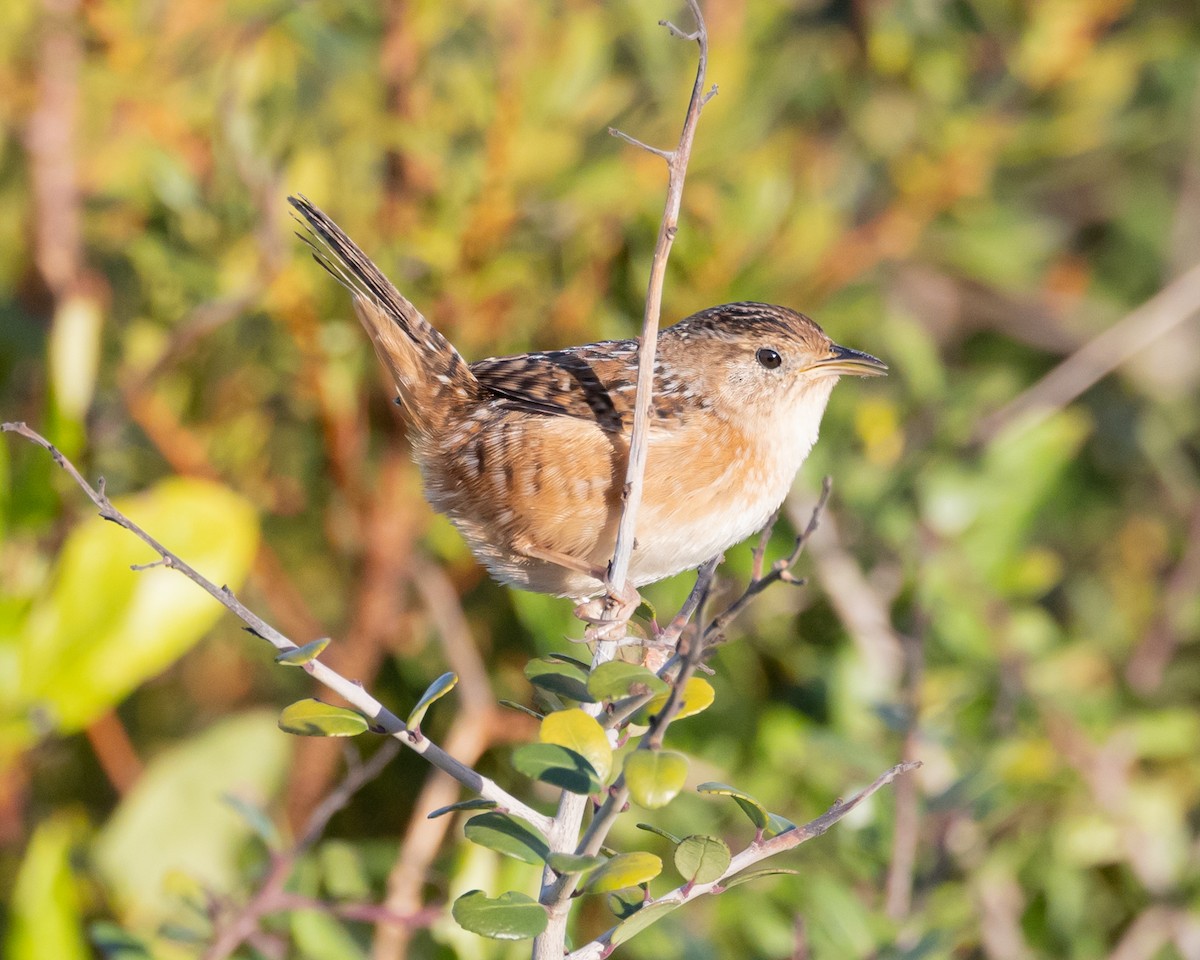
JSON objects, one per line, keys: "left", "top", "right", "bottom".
{"left": 290, "top": 196, "right": 886, "bottom": 599}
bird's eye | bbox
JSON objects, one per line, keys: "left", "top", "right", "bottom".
{"left": 756, "top": 347, "right": 782, "bottom": 370}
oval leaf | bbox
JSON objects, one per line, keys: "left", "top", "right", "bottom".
{"left": 583, "top": 852, "right": 662, "bottom": 894}
{"left": 674, "top": 835, "right": 731, "bottom": 886}
{"left": 610, "top": 900, "right": 681, "bottom": 946}
{"left": 278, "top": 700, "right": 368, "bottom": 737}
{"left": 633, "top": 677, "right": 715, "bottom": 724}
{"left": 587, "top": 662, "right": 669, "bottom": 702}
{"left": 511, "top": 743, "right": 601, "bottom": 795}
{"left": 696, "top": 782, "right": 769, "bottom": 829}
{"left": 427, "top": 798, "right": 496, "bottom": 820}
{"left": 524, "top": 659, "right": 594, "bottom": 703}
{"left": 765, "top": 812, "right": 796, "bottom": 838}
{"left": 452, "top": 890, "right": 548, "bottom": 941}
{"left": 274, "top": 637, "right": 331, "bottom": 666}
{"left": 406, "top": 672, "right": 458, "bottom": 730}
{"left": 625, "top": 751, "right": 688, "bottom": 809}
{"left": 463, "top": 812, "right": 549, "bottom": 865}
{"left": 540, "top": 709, "right": 613, "bottom": 782}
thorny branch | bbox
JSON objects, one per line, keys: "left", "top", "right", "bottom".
{"left": 0, "top": 420, "right": 553, "bottom": 836}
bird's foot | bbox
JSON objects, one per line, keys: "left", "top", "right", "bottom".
{"left": 577, "top": 580, "right": 642, "bottom": 645}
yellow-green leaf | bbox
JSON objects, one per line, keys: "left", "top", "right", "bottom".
{"left": 407, "top": 671, "right": 458, "bottom": 730}
{"left": 278, "top": 699, "right": 368, "bottom": 737}
{"left": 274, "top": 637, "right": 330, "bottom": 665}
{"left": 674, "top": 835, "right": 730, "bottom": 886}
{"left": 583, "top": 852, "right": 662, "bottom": 894}
{"left": 539, "top": 708, "right": 613, "bottom": 781}
{"left": 624, "top": 750, "right": 688, "bottom": 809}
{"left": 633, "top": 678, "right": 715, "bottom": 724}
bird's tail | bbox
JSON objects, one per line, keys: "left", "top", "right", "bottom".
{"left": 288, "top": 195, "right": 477, "bottom": 433}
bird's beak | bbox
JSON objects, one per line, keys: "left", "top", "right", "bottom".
{"left": 812, "top": 344, "right": 888, "bottom": 378}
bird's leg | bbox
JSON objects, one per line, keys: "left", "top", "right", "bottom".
{"left": 517, "top": 542, "right": 643, "bottom": 644}
{"left": 576, "top": 580, "right": 643, "bottom": 646}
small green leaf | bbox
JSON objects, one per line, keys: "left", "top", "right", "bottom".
{"left": 511, "top": 743, "right": 601, "bottom": 794}
{"left": 274, "top": 637, "right": 330, "bottom": 665}
{"left": 540, "top": 709, "right": 613, "bottom": 781}
{"left": 625, "top": 751, "right": 688, "bottom": 809}
{"left": 696, "top": 782, "right": 769, "bottom": 829}
{"left": 406, "top": 672, "right": 458, "bottom": 730}
{"left": 499, "top": 700, "right": 544, "bottom": 720}
{"left": 277, "top": 700, "right": 368, "bottom": 737}
{"left": 764, "top": 812, "right": 796, "bottom": 838}
{"left": 610, "top": 900, "right": 681, "bottom": 945}
{"left": 674, "top": 835, "right": 731, "bottom": 886}
{"left": 463, "top": 812, "right": 549, "bottom": 865}
{"left": 524, "top": 658, "right": 594, "bottom": 703}
{"left": 427, "top": 798, "right": 496, "bottom": 820}
{"left": 546, "top": 852, "right": 605, "bottom": 875}
{"left": 633, "top": 677, "right": 715, "bottom": 723}
{"left": 722, "top": 867, "right": 799, "bottom": 889}
{"left": 636, "top": 823, "right": 682, "bottom": 845}
{"left": 583, "top": 852, "right": 662, "bottom": 894}
{"left": 451, "top": 890, "right": 548, "bottom": 940}
{"left": 587, "top": 662, "right": 669, "bottom": 702}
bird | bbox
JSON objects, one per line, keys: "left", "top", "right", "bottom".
{"left": 289, "top": 195, "right": 886, "bottom": 601}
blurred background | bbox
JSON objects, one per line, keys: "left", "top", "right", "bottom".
{"left": 2, "top": 0, "right": 1199, "bottom": 957}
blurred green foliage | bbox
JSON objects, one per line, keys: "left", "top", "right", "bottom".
{"left": 2, "top": 0, "right": 1199, "bottom": 958}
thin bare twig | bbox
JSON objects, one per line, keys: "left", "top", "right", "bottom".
{"left": 599, "top": 0, "right": 714, "bottom": 636}
{"left": 703, "top": 478, "right": 832, "bottom": 642}
{"left": 1, "top": 421, "right": 551, "bottom": 835}
{"left": 534, "top": 7, "right": 714, "bottom": 957}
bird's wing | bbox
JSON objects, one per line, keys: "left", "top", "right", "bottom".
{"left": 470, "top": 342, "right": 641, "bottom": 434}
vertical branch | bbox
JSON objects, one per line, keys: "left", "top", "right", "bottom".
{"left": 600, "top": 0, "right": 716, "bottom": 625}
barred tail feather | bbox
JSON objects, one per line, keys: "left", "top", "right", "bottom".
{"left": 288, "top": 195, "right": 476, "bottom": 429}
